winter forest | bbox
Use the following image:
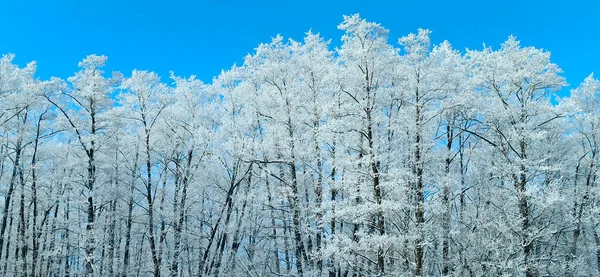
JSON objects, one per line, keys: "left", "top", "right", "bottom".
{"left": 1, "top": 14, "right": 599, "bottom": 277}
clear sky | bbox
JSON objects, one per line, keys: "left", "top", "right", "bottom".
{"left": 1, "top": 0, "right": 598, "bottom": 94}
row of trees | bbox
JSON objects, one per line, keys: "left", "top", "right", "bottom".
{"left": 0, "top": 14, "right": 598, "bottom": 276}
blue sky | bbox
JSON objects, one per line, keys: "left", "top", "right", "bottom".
{"left": 1, "top": 0, "right": 598, "bottom": 94}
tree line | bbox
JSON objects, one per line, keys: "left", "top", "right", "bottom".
{"left": 0, "top": 14, "right": 598, "bottom": 277}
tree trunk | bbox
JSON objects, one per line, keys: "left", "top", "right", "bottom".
{"left": 122, "top": 149, "right": 138, "bottom": 277}
{"left": 30, "top": 113, "right": 42, "bottom": 277}
{"left": 266, "top": 177, "right": 281, "bottom": 275}
{"left": 171, "top": 150, "right": 193, "bottom": 277}
{"left": 18, "top": 160, "right": 27, "bottom": 277}
{"left": 83, "top": 106, "right": 97, "bottom": 277}
{"left": 414, "top": 90, "right": 425, "bottom": 277}
{"left": 311, "top": 86, "right": 325, "bottom": 274}
{"left": 144, "top": 130, "right": 161, "bottom": 277}
{"left": 367, "top": 109, "right": 385, "bottom": 273}
{"left": 442, "top": 123, "right": 453, "bottom": 276}
{"left": 0, "top": 138, "right": 22, "bottom": 264}
{"left": 285, "top": 102, "right": 306, "bottom": 277}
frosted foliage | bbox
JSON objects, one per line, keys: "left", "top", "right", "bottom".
{"left": 0, "top": 14, "right": 596, "bottom": 277}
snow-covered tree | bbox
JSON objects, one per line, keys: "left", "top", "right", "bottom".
{"left": 0, "top": 14, "right": 597, "bottom": 277}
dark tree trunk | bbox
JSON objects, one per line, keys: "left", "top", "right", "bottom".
{"left": 0, "top": 138, "right": 22, "bottom": 264}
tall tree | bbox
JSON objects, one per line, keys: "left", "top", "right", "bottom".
{"left": 466, "top": 37, "right": 565, "bottom": 276}
{"left": 120, "top": 70, "right": 170, "bottom": 277}
{"left": 45, "top": 55, "right": 119, "bottom": 277}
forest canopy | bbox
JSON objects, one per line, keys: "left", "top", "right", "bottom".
{"left": 0, "top": 14, "right": 598, "bottom": 277}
